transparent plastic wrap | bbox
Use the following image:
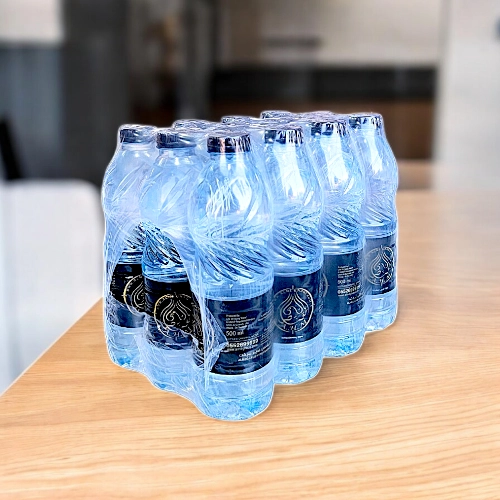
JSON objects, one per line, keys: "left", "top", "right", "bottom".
{"left": 173, "top": 119, "right": 216, "bottom": 130}
{"left": 102, "top": 110, "right": 398, "bottom": 420}
{"left": 260, "top": 110, "right": 296, "bottom": 119}
{"left": 102, "top": 125, "right": 157, "bottom": 371}
{"left": 221, "top": 115, "right": 254, "bottom": 124}
{"left": 221, "top": 117, "right": 295, "bottom": 174}
{"left": 172, "top": 119, "right": 217, "bottom": 161}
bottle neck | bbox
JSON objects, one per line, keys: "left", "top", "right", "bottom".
{"left": 315, "top": 132, "right": 344, "bottom": 149}
{"left": 209, "top": 151, "right": 253, "bottom": 176}
{"left": 120, "top": 142, "right": 153, "bottom": 151}
{"left": 268, "top": 141, "right": 301, "bottom": 151}
{"left": 352, "top": 126, "right": 384, "bottom": 138}
{"left": 208, "top": 151, "right": 251, "bottom": 163}
{"left": 158, "top": 147, "right": 196, "bottom": 159}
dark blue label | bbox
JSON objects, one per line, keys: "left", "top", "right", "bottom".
{"left": 144, "top": 278, "right": 195, "bottom": 350}
{"left": 207, "top": 290, "right": 274, "bottom": 375}
{"left": 107, "top": 262, "right": 144, "bottom": 328}
{"left": 273, "top": 270, "right": 323, "bottom": 344}
{"left": 365, "top": 233, "right": 397, "bottom": 295}
{"left": 322, "top": 251, "right": 364, "bottom": 317}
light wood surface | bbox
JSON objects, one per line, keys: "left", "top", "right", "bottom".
{"left": 1, "top": 191, "right": 500, "bottom": 499}
{"left": 397, "top": 160, "right": 433, "bottom": 190}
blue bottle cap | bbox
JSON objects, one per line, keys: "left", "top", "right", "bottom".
{"left": 156, "top": 128, "right": 197, "bottom": 149}
{"left": 207, "top": 130, "right": 251, "bottom": 153}
{"left": 119, "top": 125, "right": 156, "bottom": 143}
{"left": 348, "top": 113, "right": 383, "bottom": 130}
{"left": 310, "top": 116, "right": 348, "bottom": 137}
{"left": 263, "top": 124, "right": 304, "bottom": 145}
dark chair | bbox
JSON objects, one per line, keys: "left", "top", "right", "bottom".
{"left": 0, "top": 118, "right": 23, "bottom": 180}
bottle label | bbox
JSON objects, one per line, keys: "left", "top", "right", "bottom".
{"left": 107, "top": 262, "right": 144, "bottom": 328}
{"left": 322, "top": 251, "right": 364, "bottom": 317}
{"left": 273, "top": 270, "right": 323, "bottom": 344}
{"left": 207, "top": 290, "right": 274, "bottom": 375}
{"left": 365, "top": 232, "right": 397, "bottom": 295}
{"left": 144, "top": 278, "right": 195, "bottom": 349}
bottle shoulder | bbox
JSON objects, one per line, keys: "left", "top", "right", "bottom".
{"left": 358, "top": 137, "right": 398, "bottom": 183}
{"left": 265, "top": 153, "right": 323, "bottom": 209}
{"left": 191, "top": 167, "right": 272, "bottom": 237}
{"left": 315, "top": 147, "right": 365, "bottom": 199}
{"left": 102, "top": 155, "right": 153, "bottom": 212}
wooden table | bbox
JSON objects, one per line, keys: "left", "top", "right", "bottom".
{"left": 1, "top": 191, "right": 500, "bottom": 499}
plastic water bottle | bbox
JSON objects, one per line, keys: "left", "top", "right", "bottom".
{"left": 309, "top": 117, "right": 366, "bottom": 357}
{"left": 139, "top": 129, "right": 203, "bottom": 391}
{"left": 102, "top": 124, "right": 157, "bottom": 370}
{"left": 349, "top": 113, "right": 398, "bottom": 332}
{"left": 189, "top": 130, "right": 275, "bottom": 420}
{"left": 258, "top": 123, "right": 324, "bottom": 384}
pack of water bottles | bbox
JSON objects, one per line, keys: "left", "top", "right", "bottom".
{"left": 102, "top": 110, "right": 398, "bottom": 421}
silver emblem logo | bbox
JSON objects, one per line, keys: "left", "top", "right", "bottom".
{"left": 366, "top": 245, "right": 395, "bottom": 286}
{"left": 275, "top": 286, "right": 314, "bottom": 333}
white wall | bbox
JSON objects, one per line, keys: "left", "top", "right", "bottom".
{"left": 0, "top": 184, "right": 15, "bottom": 393}
{"left": 435, "top": 0, "right": 500, "bottom": 190}
{"left": 0, "top": 0, "right": 63, "bottom": 45}
{"left": 218, "top": 0, "right": 443, "bottom": 67}
{"left": 263, "top": 0, "right": 442, "bottom": 66}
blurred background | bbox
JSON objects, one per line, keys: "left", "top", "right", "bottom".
{"left": 0, "top": 0, "right": 499, "bottom": 393}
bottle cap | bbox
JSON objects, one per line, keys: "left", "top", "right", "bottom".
{"left": 119, "top": 125, "right": 156, "bottom": 143}
{"left": 156, "top": 128, "right": 197, "bottom": 149}
{"left": 310, "top": 116, "right": 348, "bottom": 137}
{"left": 263, "top": 124, "right": 304, "bottom": 145}
{"left": 348, "top": 113, "right": 383, "bottom": 130}
{"left": 207, "top": 130, "right": 251, "bottom": 153}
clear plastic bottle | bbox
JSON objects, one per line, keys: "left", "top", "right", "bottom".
{"left": 189, "top": 130, "right": 275, "bottom": 420}
{"left": 349, "top": 113, "right": 398, "bottom": 332}
{"left": 102, "top": 124, "right": 157, "bottom": 370}
{"left": 309, "top": 117, "right": 366, "bottom": 357}
{"left": 258, "top": 124, "right": 324, "bottom": 384}
{"left": 139, "top": 129, "right": 203, "bottom": 392}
